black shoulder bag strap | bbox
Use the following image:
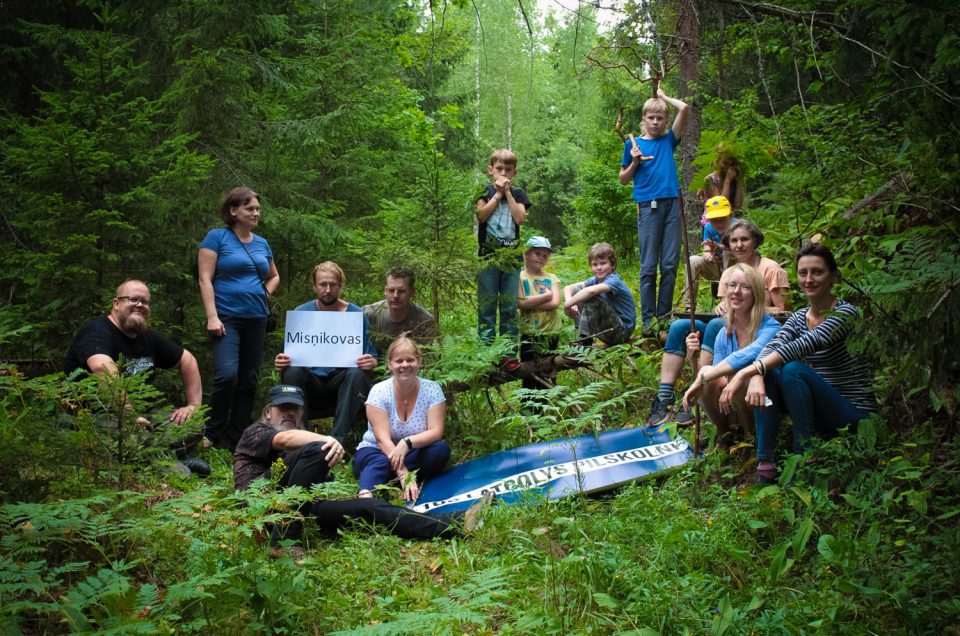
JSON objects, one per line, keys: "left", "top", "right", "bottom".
{"left": 231, "top": 230, "right": 269, "bottom": 290}
{"left": 231, "top": 231, "right": 278, "bottom": 331}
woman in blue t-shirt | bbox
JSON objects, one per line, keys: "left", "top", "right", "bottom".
{"left": 198, "top": 187, "right": 279, "bottom": 450}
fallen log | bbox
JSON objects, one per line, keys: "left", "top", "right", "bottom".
{"left": 442, "top": 353, "right": 590, "bottom": 394}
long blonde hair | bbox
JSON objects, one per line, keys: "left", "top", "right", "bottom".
{"left": 724, "top": 263, "right": 766, "bottom": 344}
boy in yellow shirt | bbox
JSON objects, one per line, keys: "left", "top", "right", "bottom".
{"left": 518, "top": 236, "right": 561, "bottom": 390}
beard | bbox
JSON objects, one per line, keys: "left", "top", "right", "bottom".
{"left": 119, "top": 312, "right": 148, "bottom": 335}
{"left": 318, "top": 293, "right": 338, "bottom": 307}
{"left": 266, "top": 415, "right": 300, "bottom": 432}
{"left": 267, "top": 419, "right": 300, "bottom": 433}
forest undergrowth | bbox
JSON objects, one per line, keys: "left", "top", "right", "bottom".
{"left": 2, "top": 316, "right": 958, "bottom": 634}
{"left": 3, "top": 0, "right": 960, "bottom": 633}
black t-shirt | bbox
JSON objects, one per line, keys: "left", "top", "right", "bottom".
{"left": 64, "top": 316, "right": 184, "bottom": 380}
{"left": 477, "top": 184, "right": 532, "bottom": 256}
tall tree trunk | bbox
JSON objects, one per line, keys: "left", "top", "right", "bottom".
{"left": 432, "top": 149, "right": 442, "bottom": 328}
{"left": 677, "top": 0, "right": 701, "bottom": 233}
{"left": 717, "top": 7, "right": 727, "bottom": 101}
{"left": 474, "top": 13, "right": 481, "bottom": 141}
{"left": 506, "top": 93, "right": 513, "bottom": 148}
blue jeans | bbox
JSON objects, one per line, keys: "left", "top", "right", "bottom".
{"left": 477, "top": 264, "right": 520, "bottom": 345}
{"left": 637, "top": 198, "right": 682, "bottom": 329}
{"left": 354, "top": 441, "right": 452, "bottom": 492}
{"left": 755, "top": 361, "right": 870, "bottom": 461}
{"left": 207, "top": 316, "right": 267, "bottom": 450}
{"left": 663, "top": 317, "right": 725, "bottom": 356}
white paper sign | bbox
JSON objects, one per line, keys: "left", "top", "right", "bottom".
{"left": 284, "top": 311, "right": 363, "bottom": 368}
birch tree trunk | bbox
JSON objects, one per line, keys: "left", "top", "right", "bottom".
{"left": 506, "top": 93, "right": 513, "bottom": 149}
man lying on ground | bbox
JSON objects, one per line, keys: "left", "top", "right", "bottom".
{"left": 233, "top": 384, "right": 487, "bottom": 559}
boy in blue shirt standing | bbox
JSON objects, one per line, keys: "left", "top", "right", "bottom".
{"left": 619, "top": 87, "right": 689, "bottom": 335}
{"left": 563, "top": 243, "right": 636, "bottom": 346}
{"left": 476, "top": 149, "right": 531, "bottom": 345}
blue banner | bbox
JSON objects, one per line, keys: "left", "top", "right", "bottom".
{"left": 413, "top": 428, "right": 693, "bottom": 515}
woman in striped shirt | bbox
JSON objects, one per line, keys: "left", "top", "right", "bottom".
{"left": 720, "top": 243, "right": 875, "bottom": 483}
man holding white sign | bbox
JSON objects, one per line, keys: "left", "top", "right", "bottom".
{"left": 274, "top": 261, "right": 377, "bottom": 448}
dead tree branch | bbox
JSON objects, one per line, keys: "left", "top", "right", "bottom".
{"left": 927, "top": 278, "right": 960, "bottom": 321}
{"left": 710, "top": 0, "right": 845, "bottom": 30}
{"left": 711, "top": 0, "right": 955, "bottom": 103}
{"left": 443, "top": 354, "right": 590, "bottom": 394}
{"left": 843, "top": 175, "right": 911, "bottom": 219}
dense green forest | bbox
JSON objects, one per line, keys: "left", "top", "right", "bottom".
{"left": 2, "top": 0, "right": 958, "bottom": 633}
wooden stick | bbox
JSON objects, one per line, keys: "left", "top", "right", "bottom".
{"left": 676, "top": 194, "right": 702, "bottom": 457}
{"left": 615, "top": 108, "right": 626, "bottom": 141}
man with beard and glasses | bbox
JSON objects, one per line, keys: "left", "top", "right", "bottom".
{"left": 64, "top": 279, "right": 207, "bottom": 474}
{"left": 273, "top": 261, "right": 377, "bottom": 449}
{"left": 234, "top": 385, "right": 484, "bottom": 559}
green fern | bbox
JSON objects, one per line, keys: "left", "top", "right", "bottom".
{"left": 331, "top": 566, "right": 510, "bottom": 635}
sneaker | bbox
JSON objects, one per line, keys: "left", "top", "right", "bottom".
{"left": 673, "top": 406, "right": 694, "bottom": 426}
{"left": 756, "top": 461, "right": 778, "bottom": 485}
{"left": 645, "top": 396, "right": 672, "bottom": 428}
{"left": 180, "top": 456, "right": 211, "bottom": 477}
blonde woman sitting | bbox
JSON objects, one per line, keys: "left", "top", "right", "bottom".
{"left": 353, "top": 337, "right": 450, "bottom": 501}
{"left": 682, "top": 264, "right": 782, "bottom": 447}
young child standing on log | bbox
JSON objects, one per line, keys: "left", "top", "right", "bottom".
{"left": 518, "top": 236, "right": 562, "bottom": 390}
{"left": 618, "top": 87, "right": 689, "bottom": 336}
{"left": 475, "top": 149, "right": 531, "bottom": 347}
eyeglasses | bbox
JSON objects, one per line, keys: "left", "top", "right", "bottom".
{"left": 724, "top": 283, "right": 753, "bottom": 293}
{"left": 116, "top": 296, "right": 151, "bottom": 306}
{"left": 316, "top": 282, "right": 341, "bottom": 290}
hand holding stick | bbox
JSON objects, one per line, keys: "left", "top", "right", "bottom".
{"left": 628, "top": 134, "right": 654, "bottom": 163}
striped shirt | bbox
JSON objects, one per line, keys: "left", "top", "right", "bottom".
{"left": 758, "top": 300, "right": 875, "bottom": 412}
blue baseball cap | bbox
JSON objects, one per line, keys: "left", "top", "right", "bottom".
{"left": 525, "top": 236, "right": 553, "bottom": 251}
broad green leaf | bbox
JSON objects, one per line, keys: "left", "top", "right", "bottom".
{"left": 592, "top": 592, "right": 620, "bottom": 609}
{"left": 817, "top": 534, "right": 837, "bottom": 561}
{"left": 789, "top": 486, "right": 812, "bottom": 507}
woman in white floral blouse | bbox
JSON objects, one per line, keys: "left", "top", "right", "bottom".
{"left": 353, "top": 337, "right": 450, "bottom": 501}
